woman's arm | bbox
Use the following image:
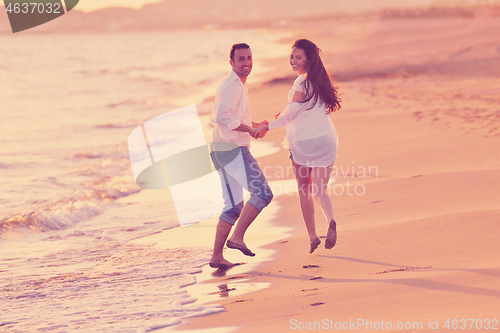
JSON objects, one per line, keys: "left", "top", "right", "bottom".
{"left": 267, "top": 99, "right": 304, "bottom": 131}
{"left": 291, "top": 90, "right": 306, "bottom": 102}
{"left": 256, "top": 81, "right": 306, "bottom": 136}
{"left": 252, "top": 120, "right": 269, "bottom": 128}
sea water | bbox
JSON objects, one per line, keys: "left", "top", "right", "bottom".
{"left": 0, "top": 29, "right": 290, "bottom": 332}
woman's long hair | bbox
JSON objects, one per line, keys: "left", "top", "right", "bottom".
{"left": 293, "top": 39, "right": 341, "bottom": 114}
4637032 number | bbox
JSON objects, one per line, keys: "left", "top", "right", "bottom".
{"left": 444, "top": 319, "right": 498, "bottom": 330}
{"left": 5, "top": 2, "right": 62, "bottom": 14}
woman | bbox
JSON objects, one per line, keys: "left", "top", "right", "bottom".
{"left": 256, "top": 39, "right": 341, "bottom": 254}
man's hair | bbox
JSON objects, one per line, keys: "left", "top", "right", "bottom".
{"left": 230, "top": 43, "right": 250, "bottom": 62}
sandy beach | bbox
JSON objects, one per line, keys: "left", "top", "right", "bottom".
{"left": 2, "top": 4, "right": 500, "bottom": 332}
{"left": 156, "top": 13, "right": 500, "bottom": 333}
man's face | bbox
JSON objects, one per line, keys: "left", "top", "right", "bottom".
{"left": 230, "top": 48, "right": 252, "bottom": 80}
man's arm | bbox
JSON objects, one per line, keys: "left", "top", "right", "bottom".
{"left": 214, "top": 83, "right": 242, "bottom": 131}
{"left": 234, "top": 123, "right": 257, "bottom": 138}
{"left": 214, "top": 82, "right": 268, "bottom": 138}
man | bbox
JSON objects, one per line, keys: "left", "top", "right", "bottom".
{"left": 209, "top": 43, "right": 272, "bottom": 269}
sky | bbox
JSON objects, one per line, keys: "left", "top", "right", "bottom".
{"left": 0, "top": 0, "right": 163, "bottom": 12}
{"left": 68, "top": 0, "right": 164, "bottom": 12}
{"left": 0, "top": 0, "right": 490, "bottom": 15}
{"left": 62, "top": 0, "right": 484, "bottom": 14}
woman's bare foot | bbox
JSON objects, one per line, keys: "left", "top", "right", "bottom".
{"left": 310, "top": 237, "right": 321, "bottom": 254}
{"left": 325, "top": 219, "right": 337, "bottom": 249}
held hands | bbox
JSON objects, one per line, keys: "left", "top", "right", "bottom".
{"left": 250, "top": 120, "right": 269, "bottom": 139}
{"left": 253, "top": 125, "right": 269, "bottom": 139}
{"left": 253, "top": 120, "right": 269, "bottom": 128}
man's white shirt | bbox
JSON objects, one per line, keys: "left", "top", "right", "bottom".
{"left": 210, "top": 70, "right": 252, "bottom": 147}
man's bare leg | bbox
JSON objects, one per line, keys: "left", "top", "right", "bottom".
{"left": 210, "top": 219, "right": 234, "bottom": 267}
{"left": 227, "top": 202, "right": 259, "bottom": 254}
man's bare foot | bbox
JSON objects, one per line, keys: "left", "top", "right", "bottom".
{"left": 226, "top": 239, "right": 255, "bottom": 256}
{"left": 325, "top": 219, "right": 337, "bottom": 249}
{"left": 209, "top": 258, "right": 235, "bottom": 269}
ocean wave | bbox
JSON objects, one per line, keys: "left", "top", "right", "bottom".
{"left": 72, "top": 143, "right": 130, "bottom": 160}
{"left": 1, "top": 243, "right": 215, "bottom": 332}
{"left": 105, "top": 100, "right": 136, "bottom": 108}
{"left": 95, "top": 119, "right": 142, "bottom": 129}
{"left": 73, "top": 151, "right": 108, "bottom": 159}
{"left": 85, "top": 175, "right": 141, "bottom": 201}
{"left": 1, "top": 199, "right": 102, "bottom": 235}
{"left": 34, "top": 177, "right": 68, "bottom": 187}
{"left": 0, "top": 176, "right": 140, "bottom": 236}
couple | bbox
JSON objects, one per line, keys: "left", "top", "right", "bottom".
{"left": 209, "top": 40, "right": 341, "bottom": 269}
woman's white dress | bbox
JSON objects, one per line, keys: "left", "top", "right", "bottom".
{"left": 268, "top": 74, "right": 338, "bottom": 167}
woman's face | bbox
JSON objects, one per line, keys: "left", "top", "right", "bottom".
{"left": 290, "top": 47, "right": 307, "bottom": 75}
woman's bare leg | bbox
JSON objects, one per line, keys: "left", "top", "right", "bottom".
{"left": 311, "top": 164, "right": 334, "bottom": 221}
{"left": 292, "top": 161, "right": 320, "bottom": 253}
{"left": 311, "top": 164, "right": 337, "bottom": 248}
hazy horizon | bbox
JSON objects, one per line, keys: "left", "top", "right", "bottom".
{"left": 1, "top": 0, "right": 488, "bottom": 14}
